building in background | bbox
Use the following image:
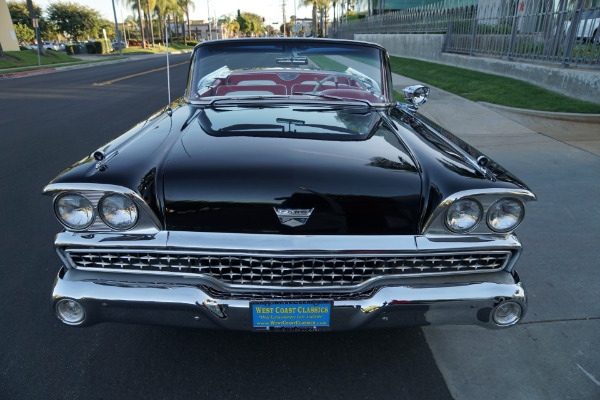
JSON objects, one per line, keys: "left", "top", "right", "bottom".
{"left": 293, "top": 18, "right": 313, "bottom": 36}
{"left": 1, "top": 0, "right": 20, "bottom": 51}
{"left": 354, "top": 0, "right": 477, "bottom": 15}
{"left": 178, "top": 20, "right": 228, "bottom": 40}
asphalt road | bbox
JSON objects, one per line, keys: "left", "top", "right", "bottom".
{"left": 0, "top": 55, "right": 452, "bottom": 399}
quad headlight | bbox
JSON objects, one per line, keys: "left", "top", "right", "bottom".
{"left": 54, "top": 193, "right": 94, "bottom": 230}
{"left": 487, "top": 198, "right": 524, "bottom": 232}
{"left": 445, "top": 199, "right": 483, "bottom": 233}
{"left": 98, "top": 193, "right": 139, "bottom": 230}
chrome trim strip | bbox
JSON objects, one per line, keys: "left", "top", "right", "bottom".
{"left": 55, "top": 231, "right": 521, "bottom": 252}
{"left": 166, "top": 231, "right": 419, "bottom": 252}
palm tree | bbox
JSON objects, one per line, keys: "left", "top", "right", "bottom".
{"left": 185, "top": 0, "right": 196, "bottom": 41}
{"left": 143, "top": 0, "right": 157, "bottom": 46}
{"left": 164, "top": 0, "right": 178, "bottom": 44}
{"left": 121, "top": 0, "right": 146, "bottom": 48}
{"left": 177, "top": 0, "right": 187, "bottom": 45}
{"left": 300, "top": 0, "right": 318, "bottom": 36}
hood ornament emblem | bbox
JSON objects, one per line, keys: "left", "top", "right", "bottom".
{"left": 274, "top": 208, "right": 314, "bottom": 227}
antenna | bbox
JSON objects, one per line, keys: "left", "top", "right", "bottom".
{"left": 166, "top": 18, "right": 172, "bottom": 114}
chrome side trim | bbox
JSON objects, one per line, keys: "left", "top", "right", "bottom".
{"left": 166, "top": 231, "right": 418, "bottom": 252}
{"left": 54, "top": 231, "right": 521, "bottom": 253}
{"left": 422, "top": 188, "right": 537, "bottom": 235}
{"left": 44, "top": 183, "right": 161, "bottom": 233}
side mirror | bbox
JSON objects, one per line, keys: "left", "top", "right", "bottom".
{"left": 403, "top": 85, "right": 430, "bottom": 108}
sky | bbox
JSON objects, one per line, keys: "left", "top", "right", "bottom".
{"left": 32, "top": 0, "right": 314, "bottom": 26}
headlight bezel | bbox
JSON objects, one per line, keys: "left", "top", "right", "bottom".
{"left": 98, "top": 193, "right": 140, "bottom": 230}
{"left": 421, "top": 189, "right": 536, "bottom": 236}
{"left": 53, "top": 192, "right": 95, "bottom": 230}
{"left": 444, "top": 198, "right": 483, "bottom": 233}
{"left": 486, "top": 198, "right": 525, "bottom": 233}
{"left": 46, "top": 184, "right": 160, "bottom": 233}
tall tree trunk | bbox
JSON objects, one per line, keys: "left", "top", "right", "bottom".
{"left": 137, "top": 0, "right": 146, "bottom": 48}
{"left": 182, "top": 19, "right": 187, "bottom": 45}
{"left": 27, "top": 0, "right": 46, "bottom": 55}
{"left": 147, "top": 4, "right": 155, "bottom": 45}
{"left": 312, "top": 1, "right": 317, "bottom": 37}
{"left": 157, "top": 9, "right": 164, "bottom": 43}
{"left": 186, "top": 0, "right": 191, "bottom": 40}
{"left": 0, "top": 42, "right": 5, "bottom": 58}
{"left": 175, "top": 14, "right": 180, "bottom": 45}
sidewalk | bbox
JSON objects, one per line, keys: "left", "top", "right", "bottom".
{"left": 394, "top": 72, "right": 600, "bottom": 400}
{"left": 393, "top": 73, "right": 600, "bottom": 157}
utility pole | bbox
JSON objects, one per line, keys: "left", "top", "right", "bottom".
{"left": 111, "top": 0, "right": 123, "bottom": 56}
{"left": 26, "top": 0, "right": 45, "bottom": 56}
{"left": 282, "top": 0, "right": 287, "bottom": 36}
{"left": 207, "top": 0, "right": 211, "bottom": 40}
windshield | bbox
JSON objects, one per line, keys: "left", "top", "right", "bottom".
{"left": 187, "top": 40, "right": 389, "bottom": 104}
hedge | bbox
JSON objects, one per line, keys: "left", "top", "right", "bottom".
{"left": 65, "top": 44, "right": 81, "bottom": 55}
{"left": 85, "top": 41, "right": 111, "bottom": 54}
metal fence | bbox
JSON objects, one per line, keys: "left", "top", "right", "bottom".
{"left": 333, "top": 0, "right": 600, "bottom": 69}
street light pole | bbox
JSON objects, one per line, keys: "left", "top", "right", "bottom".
{"left": 207, "top": 0, "right": 211, "bottom": 40}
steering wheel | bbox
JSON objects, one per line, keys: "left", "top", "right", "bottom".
{"left": 311, "top": 73, "right": 365, "bottom": 94}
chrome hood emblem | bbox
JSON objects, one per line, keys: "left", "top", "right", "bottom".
{"left": 274, "top": 208, "right": 314, "bottom": 227}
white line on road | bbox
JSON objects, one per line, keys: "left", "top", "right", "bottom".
{"left": 577, "top": 363, "right": 600, "bottom": 387}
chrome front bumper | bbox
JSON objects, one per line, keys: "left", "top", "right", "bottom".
{"left": 51, "top": 231, "right": 527, "bottom": 330}
{"left": 52, "top": 266, "right": 526, "bottom": 330}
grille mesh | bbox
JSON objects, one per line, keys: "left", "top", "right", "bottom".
{"left": 67, "top": 250, "right": 510, "bottom": 287}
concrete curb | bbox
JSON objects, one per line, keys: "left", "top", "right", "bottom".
{"left": 479, "top": 102, "right": 600, "bottom": 123}
{"left": 0, "top": 68, "right": 56, "bottom": 79}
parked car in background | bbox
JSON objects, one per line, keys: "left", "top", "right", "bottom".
{"left": 43, "top": 41, "right": 60, "bottom": 51}
{"left": 111, "top": 40, "right": 129, "bottom": 51}
{"left": 44, "top": 38, "right": 535, "bottom": 332}
{"left": 563, "top": 8, "right": 600, "bottom": 44}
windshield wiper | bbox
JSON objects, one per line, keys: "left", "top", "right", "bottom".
{"left": 208, "top": 97, "right": 289, "bottom": 109}
{"left": 294, "top": 92, "right": 373, "bottom": 108}
{"left": 219, "top": 124, "right": 285, "bottom": 132}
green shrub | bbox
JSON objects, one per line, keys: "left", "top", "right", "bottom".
{"left": 85, "top": 42, "right": 96, "bottom": 54}
{"left": 65, "top": 44, "right": 81, "bottom": 55}
{"left": 84, "top": 41, "right": 110, "bottom": 54}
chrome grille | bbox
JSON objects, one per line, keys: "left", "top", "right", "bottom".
{"left": 66, "top": 250, "right": 511, "bottom": 287}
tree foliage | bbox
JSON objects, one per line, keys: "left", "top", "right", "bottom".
{"left": 46, "top": 2, "right": 101, "bottom": 42}
{"left": 236, "top": 12, "right": 264, "bottom": 36}
{"left": 14, "top": 22, "right": 35, "bottom": 43}
{"left": 8, "top": 1, "right": 56, "bottom": 40}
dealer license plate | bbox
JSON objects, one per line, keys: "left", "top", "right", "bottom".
{"left": 251, "top": 301, "right": 332, "bottom": 330}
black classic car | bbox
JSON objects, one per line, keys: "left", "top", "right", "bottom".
{"left": 45, "top": 38, "right": 535, "bottom": 331}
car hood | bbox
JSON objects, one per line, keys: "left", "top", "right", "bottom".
{"left": 162, "top": 105, "right": 423, "bottom": 235}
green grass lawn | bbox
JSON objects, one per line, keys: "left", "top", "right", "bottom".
{"left": 389, "top": 56, "right": 600, "bottom": 114}
{"left": 0, "top": 50, "right": 81, "bottom": 69}
{"left": 308, "top": 55, "right": 348, "bottom": 71}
